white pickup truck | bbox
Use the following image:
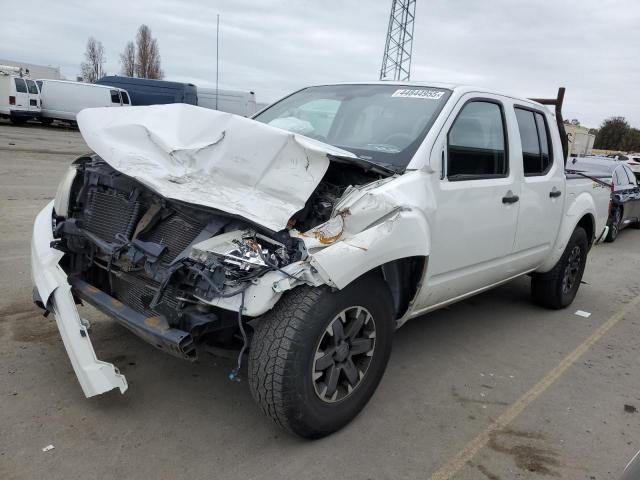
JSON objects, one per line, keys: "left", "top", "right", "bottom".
{"left": 31, "top": 82, "right": 610, "bottom": 438}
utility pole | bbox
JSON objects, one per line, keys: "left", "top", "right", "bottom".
{"left": 379, "top": 0, "right": 416, "bottom": 81}
{"left": 216, "top": 13, "right": 220, "bottom": 110}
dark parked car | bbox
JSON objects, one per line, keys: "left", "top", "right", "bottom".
{"left": 569, "top": 156, "right": 640, "bottom": 242}
{"left": 96, "top": 76, "right": 197, "bottom": 106}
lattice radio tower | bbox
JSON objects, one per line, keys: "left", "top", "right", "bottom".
{"left": 379, "top": 0, "right": 416, "bottom": 81}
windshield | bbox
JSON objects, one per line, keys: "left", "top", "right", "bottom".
{"left": 253, "top": 84, "right": 451, "bottom": 170}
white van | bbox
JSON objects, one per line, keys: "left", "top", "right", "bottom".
{"left": 0, "top": 65, "right": 41, "bottom": 123}
{"left": 37, "top": 79, "right": 130, "bottom": 125}
{"left": 197, "top": 88, "right": 257, "bottom": 116}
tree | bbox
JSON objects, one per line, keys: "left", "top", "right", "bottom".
{"left": 594, "top": 117, "right": 630, "bottom": 150}
{"left": 621, "top": 128, "right": 640, "bottom": 152}
{"left": 80, "top": 37, "right": 106, "bottom": 83}
{"left": 119, "top": 41, "right": 136, "bottom": 77}
{"left": 135, "top": 25, "right": 163, "bottom": 79}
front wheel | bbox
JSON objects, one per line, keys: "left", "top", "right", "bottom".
{"left": 248, "top": 275, "right": 395, "bottom": 439}
{"left": 531, "top": 226, "right": 588, "bottom": 309}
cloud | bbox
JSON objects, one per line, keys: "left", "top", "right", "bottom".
{"left": 0, "top": 0, "right": 637, "bottom": 127}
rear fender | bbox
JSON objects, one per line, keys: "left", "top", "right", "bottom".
{"left": 537, "top": 191, "right": 596, "bottom": 273}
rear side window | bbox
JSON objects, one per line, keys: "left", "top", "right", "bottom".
{"left": 447, "top": 101, "right": 507, "bottom": 180}
{"left": 514, "top": 107, "right": 553, "bottom": 176}
{"left": 14, "top": 78, "right": 27, "bottom": 93}
{"left": 623, "top": 166, "right": 637, "bottom": 185}
{"left": 110, "top": 90, "right": 121, "bottom": 104}
{"left": 614, "top": 167, "right": 630, "bottom": 186}
{"left": 26, "top": 80, "right": 38, "bottom": 94}
{"left": 120, "top": 91, "right": 130, "bottom": 104}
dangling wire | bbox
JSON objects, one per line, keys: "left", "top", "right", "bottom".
{"left": 228, "top": 290, "right": 247, "bottom": 382}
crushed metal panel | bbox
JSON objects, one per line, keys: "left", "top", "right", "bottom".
{"left": 294, "top": 171, "right": 434, "bottom": 289}
{"left": 77, "top": 104, "right": 358, "bottom": 231}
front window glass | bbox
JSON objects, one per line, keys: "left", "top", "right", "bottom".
{"left": 254, "top": 84, "right": 451, "bottom": 170}
{"left": 447, "top": 101, "right": 507, "bottom": 179}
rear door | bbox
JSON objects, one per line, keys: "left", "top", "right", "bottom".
{"left": 25, "top": 79, "right": 41, "bottom": 113}
{"left": 423, "top": 95, "right": 521, "bottom": 306}
{"left": 511, "top": 106, "right": 564, "bottom": 265}
{"left": 13, "top": 78, "right": 29, "bottom": 111}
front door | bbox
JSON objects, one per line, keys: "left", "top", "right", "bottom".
{"left": 420, "top": 96, "right": 521, "bottom": 308}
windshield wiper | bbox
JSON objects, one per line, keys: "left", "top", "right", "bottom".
{"left": 327, "top": 154, "right": 399, "bottom": 176}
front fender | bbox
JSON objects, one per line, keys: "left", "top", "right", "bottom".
{"left": 537, "top": 191, "right": 597, "bottom": 273}
{"left": 308, "top": 208, "right": 431, "bottom": 289}
{"left": 295, "top": 170, "right": 435, "bottom": 290}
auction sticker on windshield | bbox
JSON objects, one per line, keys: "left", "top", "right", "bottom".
{"left": 391, "top": 88, "right": 446, "bottom": 100}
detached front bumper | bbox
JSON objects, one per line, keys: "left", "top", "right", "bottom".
{"left": 31, "top": 201, "right": 127, "bottom": 397}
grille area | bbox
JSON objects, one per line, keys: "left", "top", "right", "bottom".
{"left": 141, "top": 213, "right": 205, "bottom": 263}
{"left": 111, "top": 272, "right": 180, "bottom": 317}
{"left": 82, "top": 186, "right": 205, "bottom": 263}
{"left": 84, "top": 188, "right": 141, "bottom": 242}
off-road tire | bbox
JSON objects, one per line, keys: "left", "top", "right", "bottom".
{"left": 605, "top": 207, "right": 622, "bottom": 242}
{"left": 531, "top": 226, "right": 588, "bottom": 309}
{"left": 248, "top": 275, "right": 395, "bottom": 439}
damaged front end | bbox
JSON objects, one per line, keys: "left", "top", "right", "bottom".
{"left": 49, "top": 156, "right": 312, "bottom": 360}
{"left": 31, "top": 104, "right": 429, "bottom": 397}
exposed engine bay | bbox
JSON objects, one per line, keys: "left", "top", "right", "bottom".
{"left": 52, "top": 155, "right": 385, "bottom": 358}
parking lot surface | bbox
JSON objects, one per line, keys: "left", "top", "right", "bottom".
{"left": 1, "top": 122, "right": 639, "bottom": 480}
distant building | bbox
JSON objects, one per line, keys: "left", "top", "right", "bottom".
{"left": 565, "top": 123, "right": 595, "bottom": 157}
{"left": 0, "top": 59, "right": 61, "bottom": 80}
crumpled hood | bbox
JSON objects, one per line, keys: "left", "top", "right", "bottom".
{"left": 77, "top": 104, "right": 357, "bottom": 231}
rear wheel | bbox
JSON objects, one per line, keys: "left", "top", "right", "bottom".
{"left": 605, "top": 208, "right": 622, "bottom": 242}
{"left": 9, "top": 116, "right": 26, "bottom": 125}
{"left": 531, "top": 226, "right": 588, "bottom": 309}
{"left": 248, "top": 275, "right": 395, "bottom": 439}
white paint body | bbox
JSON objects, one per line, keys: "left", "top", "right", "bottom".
{"left": 38, "top": 79, "right": 130, "bottom": 122}
{"left": 0, "top": 71, "right": 41, "bottom": 119}
{"left": 31, "top": 82, "right": 611, "bottom": 396}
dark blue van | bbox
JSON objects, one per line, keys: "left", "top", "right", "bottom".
{"left": 96, "top": 76, "right": 198, "bottom": 106}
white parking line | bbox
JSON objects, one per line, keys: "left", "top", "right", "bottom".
{"left": 431, "top": 294, "right": 640, "bottom": 480}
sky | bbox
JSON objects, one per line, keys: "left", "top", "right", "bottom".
{"left": 1, "top": 0, "right": 638, "bottom": 128}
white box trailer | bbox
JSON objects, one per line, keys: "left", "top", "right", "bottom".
{"left": 197, "top": 88, "right": 257, "bottom": 117}
{"left": 37, "top": 79, "right": 130, "bottom": 125}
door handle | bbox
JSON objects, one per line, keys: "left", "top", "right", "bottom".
{"left": 549, "top": 189, "right": 562, "bottom": 198}
{"left": 502, "top": 191, "right": 519, "bottom": 204}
